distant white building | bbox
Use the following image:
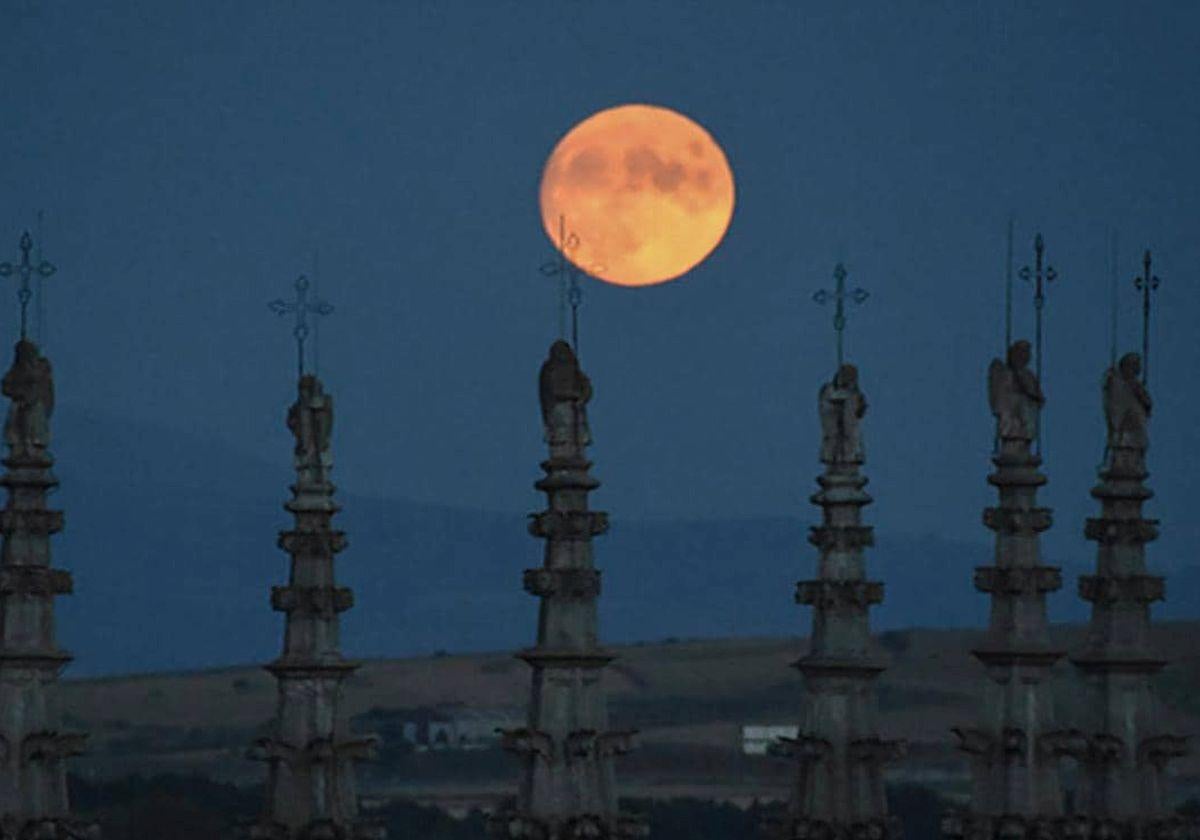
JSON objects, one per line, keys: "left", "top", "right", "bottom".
{"left": 406, "top": 707, "right": 520, "bottom": 752}
{"left": 741, "top": 724, "right": 799, "bottom": 755}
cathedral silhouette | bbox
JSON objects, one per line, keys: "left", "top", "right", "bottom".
{"left": 0, "top": 229, "right": 1194, "bottom": 840}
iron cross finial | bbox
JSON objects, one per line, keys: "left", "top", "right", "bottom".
{"left": 268, "top": 274, "right": 334, "bottom": 379}
{"left": 1017, "top": 232, "right": 1057, "bottom": 456}
{"left": 539, "top": 214, "right": 604, "bottom": 357}
{"left": 812, "top": 262, "right": 869, "bottom": 368}
{"left": 1017, "top": 232, "right": 1057, "bottom": 382}
{"left": 0, "top": 231, "right": 56, "bottom": 341}
{"left": 1134, "top": 249, "right": 1160, "bottom": 386}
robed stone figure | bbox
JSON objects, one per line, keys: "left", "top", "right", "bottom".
{"left": 818, "top": 363, "right": 866, "bottom": 465}
{"left": 538, "top": 340, "right": 591, "bottom": 448}
{"left": 2, "top": 339, "right": 54, "bottom": 455}
{"left": 286, "top": 374, "right": 333, "bottom": 469}
{"left": 988, "top": 340, "right": 1044, "bottom": 444}
{"left": 1102, "top": 351, "right": 1151, "bottom": 455}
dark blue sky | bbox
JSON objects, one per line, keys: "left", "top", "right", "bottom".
{"left": 2, "top": 3, "right": 1198, "bottom": 566}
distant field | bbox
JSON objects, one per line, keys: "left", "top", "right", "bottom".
{"left": 61, "top": 622, "right": 1200, "bottom": 807}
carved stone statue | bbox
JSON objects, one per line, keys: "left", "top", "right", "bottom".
{"left": 1102, "top": 352, "right": 1150, "bottom": 453}
{"left": 988, "top": 340, "right": 1044, "bottom": 443}
{"left": 818, "top": 363, "right": 867, "bottom": 464}
{"left": 538, "top": 340, "right": 591, "bottom": 447}
{"left": 286, "top": 374, "right": 333, "bottom": 465}
{"left": 2, "top": 340, "right": 54, "bottom": 453}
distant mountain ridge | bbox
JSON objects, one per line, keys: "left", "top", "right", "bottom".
{"left": 40, "top": 406, "right": 1200, "bottom": 677}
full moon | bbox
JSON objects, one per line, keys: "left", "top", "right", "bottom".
{"left": 539, "top": 104, "right": 735, "bottom": 288}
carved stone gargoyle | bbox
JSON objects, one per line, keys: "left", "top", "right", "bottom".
{"left": 1036, "top": 728, "right": 1089, "bottom": 762}
{"left": 1138, "top": 734, "right": 1189, "bottom": 769}
{"left": 771, "top": 734, "right": 833, "bottom": 764}
{"left": 498, "top": 727, "right": 555, "bottom": 762}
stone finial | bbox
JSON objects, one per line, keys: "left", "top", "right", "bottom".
{"left": 818, "top": 363, "right": 866, "bottom": 465}
{"left": 493, "top": 340, "right": 642, "bottom": 839}
{"left": 988, "top": 340, "right": 1044, "bottom": 443}
{"left": 1, "top": 340, "right": 53, "bottom": 455}
{"left": 538, "top": 340, "right": 591, "bottom": 448}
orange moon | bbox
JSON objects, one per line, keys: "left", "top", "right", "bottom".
{"left": 539, "top": 104, "right": 735, "bottom": 288}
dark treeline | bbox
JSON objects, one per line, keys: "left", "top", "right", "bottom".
{"left": 65, "top": 774, "right": 1200, "bottom": 839}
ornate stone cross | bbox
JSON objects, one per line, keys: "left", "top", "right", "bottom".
{"left": 268, "top": 274, "right": 333, "bottom": 378}
{"left": 0, "top": 231, "right": 56, "bottom": 340}
{"left": 1134, "top": 249, "right": 1160, "bottom": 386}
{"left": 812, "top": 262, "right": 869, "bottom": 368}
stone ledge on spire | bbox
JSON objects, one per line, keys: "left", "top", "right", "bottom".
{"left": 11, "top": 730, "right": 89, "bottom": 763}
{"left": 794, "top": 578, "right": 883, "bottom": 608}
{"left": 968, "top": 645, "right": 1064, "bottom": 667}
{"left": 0, "top": 508, "right": 63, "bottom": 536}
{"left": 973, "top": 565, "right": 1061, "bottom": 595}
{"left": 533, "top": 465, "right": 599, "bottom": 494}
{"left": 498, "top": 727, "right": 638, "bottom": 761}
{"left": 1083, "top": 517, "right": 1159, "bottom": 544}
{"left": 808, "top": 473, "right": 872, "bottom": 508}
{"left": 277, "top": 529, "right": 347, "bottom": 556}
{"left": 514, "top": 647, "right": 615, "bottom": 669}
{"left": 806, "top": 524, "right": 874, "bottom": 551}
{"left": 1068, "top": 650, "right": 1167, "bottom": 674}
{"left": 0, "top": 455, "right": 56, "bottom": 476}
{"left": 523, "top": 567, "right": 601, "bottom": 599}
{"left": 270, "top": 584, "right": 354, "bottom": 616}
{"left": 1077, "top": 573, "right": 1163, "bottom": 604}
{"left": 283, "top": 492, "right": 340, "bottom": 514}
{"left": 1091, "top": 475, "right": 1153, "bottom": 500}
{"left": 0, "top": 566, "right": 72, "bottom": 596}
{"left": 527, "top": 510, "right": 608, "bottom": 540}
{"left": 263, "top": 656, "right": 358, "bottom": 678}
{"left": 248, "top": 733, "right": 379, "bottom": 765}
{"left": 982, "top": 506, "right": 1053, "bottom": 534}
{"left": 790, "top": 654, "right": 888, "bottom": 677}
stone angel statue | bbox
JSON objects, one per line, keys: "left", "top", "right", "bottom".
{"left": 2, "top": 339, "right": 54, "bottom": 454}
{"left": 818, "top": 363, "right": 867, "bottom": 464}
{"left": 1102, "top": 352, "right": 1151, "bottom": 454}
{"left": 286, "top": 374, "right": 334, "bottom": 467}
{"left": 988, "top": 340, "right": 1044, "bottom": 443}
{"left": 538, "top": 340, "right": 592, "bottom": 448}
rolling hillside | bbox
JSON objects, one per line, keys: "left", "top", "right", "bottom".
{"left": 61, "top": 622, "right": 1200, "bottom": 809}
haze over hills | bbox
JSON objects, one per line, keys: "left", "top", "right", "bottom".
{"left": 48, "top": 404, "right": 1200, "bottom": 677}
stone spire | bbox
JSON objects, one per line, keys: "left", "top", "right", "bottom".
{"left": 245, "top": 374, "right": 382, "bottom": 840}
{"left": 943, "top": 340, "right": 1074, "bottom": 839}
{"left": 775, "top": 362, "right": 904, "bottom": 839}
{"left": 1066, "top": 352, "right": 1198, "bottom": 837}
{"left": 491, "top": 340, "right": 643, "bottom": 840}
{"left": 0, "top": 339, "right": 97, "bottom": 838}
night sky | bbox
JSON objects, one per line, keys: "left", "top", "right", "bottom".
{"left": 2, "top": 2, "right": 1198, "bottom": 667}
